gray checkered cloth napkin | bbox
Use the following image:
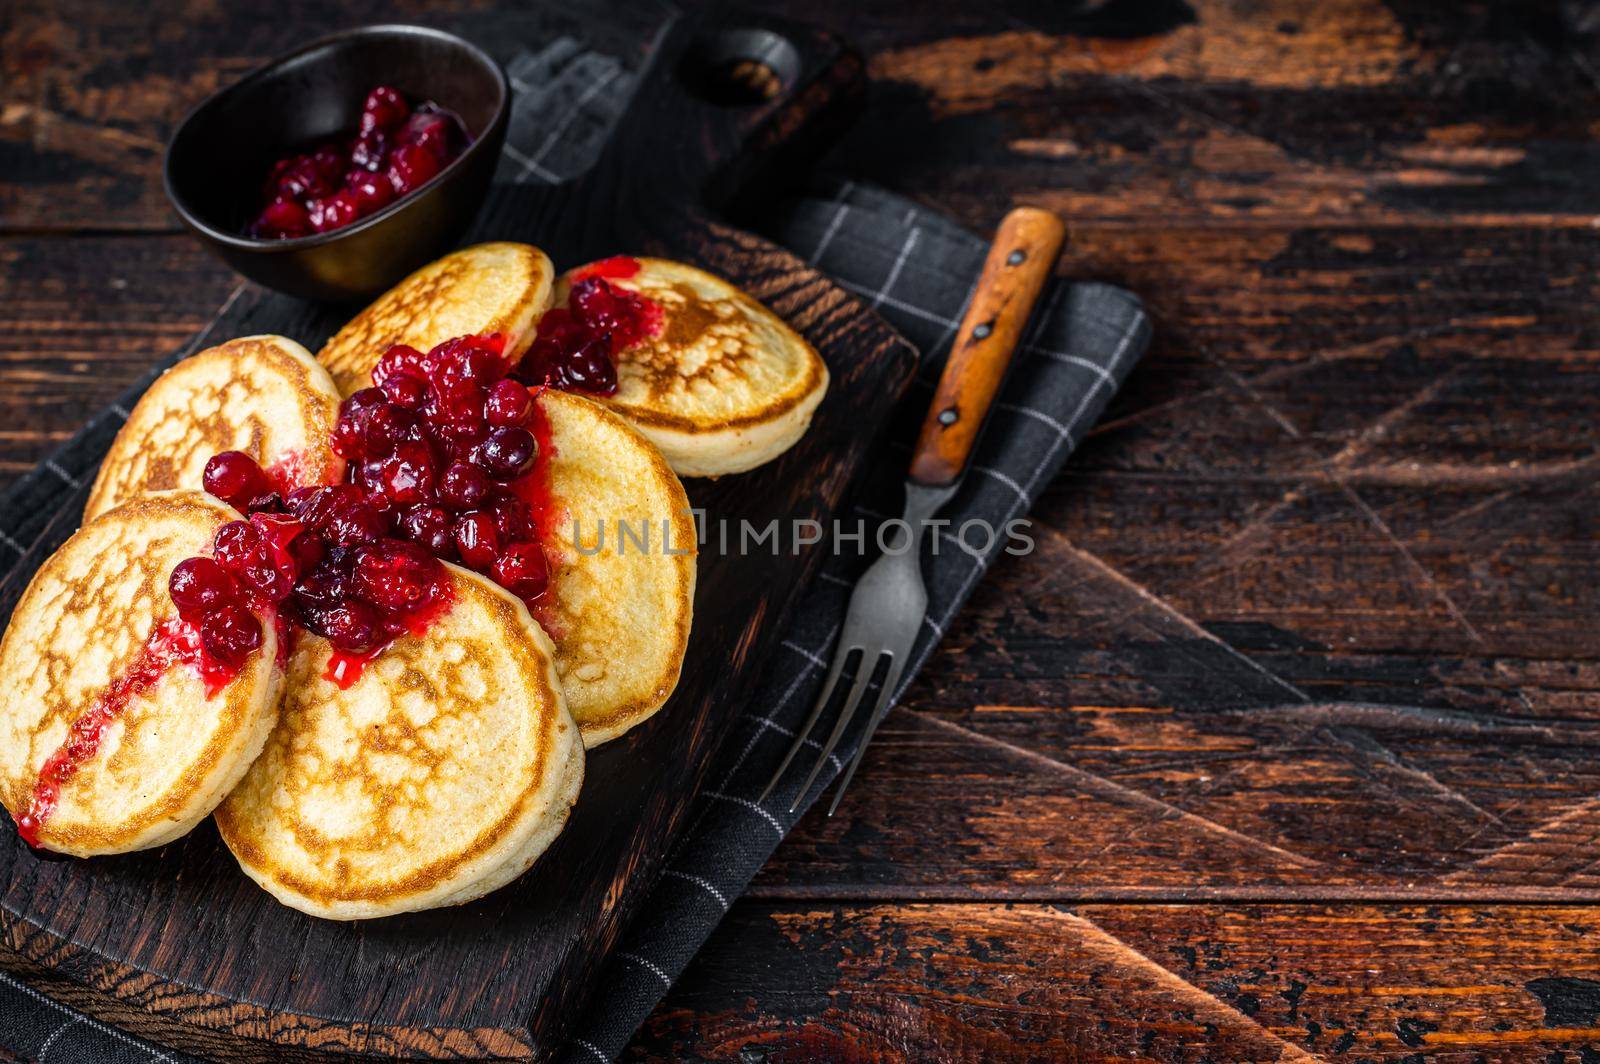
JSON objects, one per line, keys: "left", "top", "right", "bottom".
{"left": 0, "top": 38, "right": 1149, "bottom": 1064}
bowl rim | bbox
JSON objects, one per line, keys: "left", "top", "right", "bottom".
{"left": 163, "top": 22, "right": 510, "bottom": 252}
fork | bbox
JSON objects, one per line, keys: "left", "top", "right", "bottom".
{"left": 760, "top": 206, "right": 1068, "bottom": 814}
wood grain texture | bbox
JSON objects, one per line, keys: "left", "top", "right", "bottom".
{"left": 909, "top": 206, "right": 1065, "bottom": 487}
{"left": 7, "top": 0, "right": 1600, "bottom": 1060}
{"left": 632, "top": 902, "right": 1600, "bottom": 1062}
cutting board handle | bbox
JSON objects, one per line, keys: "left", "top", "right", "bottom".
{"left": 599, "top": 11, "right": 865, "bottom": 213}
{"left": 909, "top": 206, "right": 1068, "bottom": 488}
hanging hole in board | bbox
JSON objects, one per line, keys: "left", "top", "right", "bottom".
{"left": 679, "top": 28, "right": 801, "bottom": 106}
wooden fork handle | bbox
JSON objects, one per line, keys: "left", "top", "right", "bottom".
{"left": 908, "top": 206, "right": 1067, "bottom": 487}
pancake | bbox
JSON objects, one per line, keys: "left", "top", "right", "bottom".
{"left": 84, "top": 335, "right": 343, "bottom": 523}
{"left": 538, "top": 390, "right": 696, "bottom": 746}
{"left": 317, "top": 242, "right": 554, "bottom": 396}
{"left": 559, "top": 257, "right": 829, "bottom": 477}
{"left": 215, "top": 564, "right": 583, "bottom": 919}
{"left": 0, "top": 492, "right": 281, "bottom": 856}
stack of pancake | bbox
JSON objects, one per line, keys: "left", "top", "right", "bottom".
{"left": 0, "top": 243, "right": 828, "bottom": 918}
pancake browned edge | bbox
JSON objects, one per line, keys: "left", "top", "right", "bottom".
{"left": 316, "top": 241, "right": 555, "bottom": 397}
{"left": 84, "top": 335, "right": 344, "bottom": 523}
{"left": 538, "top": 390, "right": 696, "bottom": 747}
{"left": 215, "top": 564, "right": 583, "bottom": 919}
{"left": 560, "top": 257, "right": 829, "bottom": 477}
{"left": 0, "top": 492, "right": 282, "bottom": 856}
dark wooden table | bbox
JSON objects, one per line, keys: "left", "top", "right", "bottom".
{"left": 7, "top": 1, "right": 1600, "bottom": 1060}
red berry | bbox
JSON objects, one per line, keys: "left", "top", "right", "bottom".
{"left": 362, "top": 402, "right": 420, "bottom": 458}
{"left": 311, "top": 145, "right": 346, "bottom": 177}
{"left": 484, "top": 379, "right": 532, "bottom": 426}
{"left": 563, "top": 334, "right": 619, "bottom": 394}
{"left": 346, "top": 387, "right": 388, "bottom": 415}
{"left": 292, "top": 562, "right": 354, "bottom": 610}
{"left": 276, "top": 156, "right": 332, "bottom": 199}
{"left": 235, "top": 550, "right": 293, "bottom": 603}
{"left": 252, "top": 197, "right": 311, "bottom": 239}
{"left": 491, "top": 494, "right": 536, "bottom": 542}
{"left": 398, "top": 504, "right": 456, "bottom": 558}
{"left": 324, "top": 601, "right": 382, "bottom": 653}
{"left": 212, "top": 520, "right": 262, "bottom": 568}
{"left": 492, "top": 542, "right": 550, "bottom": 603}
{"left": 349, "top": 132, "right": 388, "bottom": 173}
{"left": 168, "top": 557, "right": 238, "bottom": 621}
{"left": 289, "top": 530, "right": 326, "bottom": 571}
{"left": 374, "top": 344, "right": 426, "bottom": 385}
{"left": 387, "top": 141, "right": 439, "bottom": 195}
{"left": 435, "top": 338, "right": 502, "bottom": 387}
{"left": 348, "top": 169, "right": 395, "bottom": 212}
{"left": 400, "top": 108, "right": 456, "bottom": 158}
{"left": 380, "top": 371, "right": 428, "bottom": 409}
{"left": 199, "top": 603, "right": 263, "bottom": 668}
{"left": 361, "top": 86, "right": 410, "bottom": 134}
{"left": 477, "top": 426, "right": 536, "bottom": 480}
{"left": 334, "top": 388, "right": 388, "bottom": 459}
{"left": 353, "top": 540, "right": 440, "bottom": 610}
{"left": 289, "top": 484, "right": 362, "bottom": 529}
{"left": 365, "top": 441, "right": 436, "bottom": 505}
{"left": 333, "top": 418, "right": 364, "bottom": 460}
{"left": 203, "top": 450, "right": 269, "bottom": 508}
{"left": 325, "top": 501, "right": 388, "bottom": 546}
{"left": 309, "top": 191, "right": 360, "bottom": 233}
{"left": 438, "top": 462, "right": 491, "bottom": 510}
{"left": 452, "top": 510, "right": 498, "bottom": 571}
{"left": 431, "top": 416, "right": 488, "bottom": 455}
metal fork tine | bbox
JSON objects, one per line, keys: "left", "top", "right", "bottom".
{"left": 757, "top": 644, "right": 856, "bottom": 803}
{"left": 790, "top": 650, "right": 885, "bottom": 811}
{"left": 826, "top": 655, "right": 906, "bottom": 816}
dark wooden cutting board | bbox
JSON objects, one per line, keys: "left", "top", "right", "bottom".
{"left": 0, "top": 10, "right": 916, "bottom": 1061}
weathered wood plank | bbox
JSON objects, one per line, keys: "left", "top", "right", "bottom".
{"left": 9, "top": 1, "right": 1600, "bottom": 230}
{"left": 630, "top": 901, "right": 1600, "bottom": 1062}
{"left": 0, "top": 236, "right": 236, "bottom": 478}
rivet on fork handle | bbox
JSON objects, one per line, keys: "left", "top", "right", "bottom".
{"left": 909, "top": 206, "right": 1067, "bottom": 488}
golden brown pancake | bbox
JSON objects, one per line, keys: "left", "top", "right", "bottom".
{"left": 537, "top": 390, "right": 695, "bottom": 746}
{"left": 317, "top": 242, "right": 554, "bottom": 395}
{"left": 559, "top": 257, "right": 829, "bottom": 477}
{"left": 215, "top": 564, "right": 583, "bottom": 919}
{"left": 84, "top": 335, "right": 343, "bottom": 522}
{"left": 0, "top": 492, "right": 282, "bottom": 856}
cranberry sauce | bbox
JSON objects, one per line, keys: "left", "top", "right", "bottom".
{"left": 513, "top": 257, "right": 664, "bottom": 397}
{"left": 15, "top": 617, "right": 237, "bottom": 847}
{"left": 341, "top": 334, "right": 556, "bottom": 607}
{"left": 176, "top": 333, "right": 567, "bottom": 692}
{"left": 248, "top": 86, "right": 470, "bottom": 240}
{"left": 186, "top": 459, "right": 458, "bottom": 690}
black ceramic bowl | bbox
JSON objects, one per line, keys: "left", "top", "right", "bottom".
{"left": 165, "top": 25, "right": 509, "bottom": 302}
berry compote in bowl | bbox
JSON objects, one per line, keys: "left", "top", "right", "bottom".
{"left": 164, "top": 24, "right": 509, "bottom": 302}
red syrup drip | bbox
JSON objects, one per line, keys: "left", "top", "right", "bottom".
{"left": 514, "top": 387, "right": 561, "bottom": 543}
{"left": 16, "top": 617, "right": 240, "bottom": 848}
